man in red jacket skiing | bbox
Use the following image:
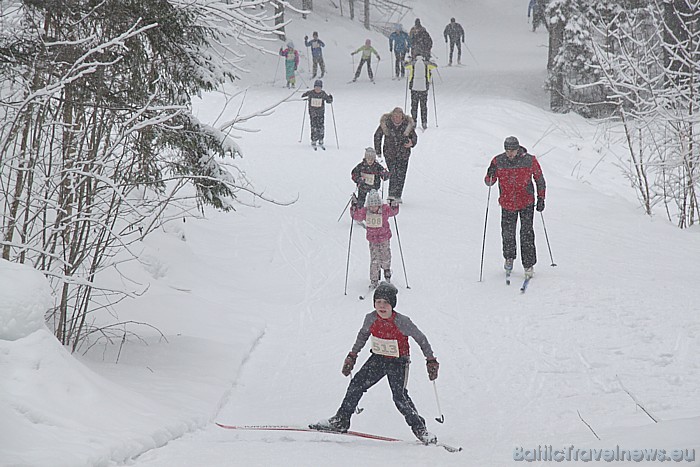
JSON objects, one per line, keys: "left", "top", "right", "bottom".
{"left": 310, "top": 282, "right": 440, "bottom": 445}
{"left": 484, "top": 136, "right": 546, "bottom": 278}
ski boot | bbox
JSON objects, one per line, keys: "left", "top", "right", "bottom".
{"left": 310, "top": 414, "right": 350, "bottom": 433}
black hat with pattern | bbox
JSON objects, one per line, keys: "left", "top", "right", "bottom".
{"left": 373, "top": 282, "right": 398, "bottom": 308}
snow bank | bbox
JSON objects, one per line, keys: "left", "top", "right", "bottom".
{"left": 0, "top": 259, "right": 52, "bottom": 340}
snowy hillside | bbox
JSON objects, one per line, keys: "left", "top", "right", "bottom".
{"left": 1, "top": 1, "right": 699, "bottom": 466}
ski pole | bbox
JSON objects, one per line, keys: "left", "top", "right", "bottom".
{"left": 465, "top": 42, "right": 479, "bottom": 65}
{"left": 298, "top": 100, "right": 307, "bottom": 143}
{"left": 330, "top": 102, "right": 340, "bottom": 149}
{"left": 337, "top": 193, "right": 354, "bottom": 222}
{"left": 306, "top": 45, "right": 311, "bottom": 71}
{"left": 344, "top": 215, "right": 354, "bottom": 295}
{"left": 393, "top": 216, "right": 410, "bottom": 289}
{"left": 479, "top": 184, "right": 492, "bottom": 282}
{"left": 349, "top": 372, "right": 364, "bottom": 414}
{"left": 431, "top": 81, "right": 438, "bottom": 128}
{"left": 539, "top": 212, "right": 557, "bottom": 266}
{"left": 273, "top": 55, "right": 281, "bottom": 86}
{"left": 445, "top": 42, "right": 448, "bottom": 64}
{"left": 404, "top": 71, "right": 409, "bottom": 110}
{"left": 433, "top": 381, "right": 445, "bottom": 423}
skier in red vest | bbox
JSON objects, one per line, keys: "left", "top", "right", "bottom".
{"left": 310, "top": 282, "right": 440, "bottom": 445}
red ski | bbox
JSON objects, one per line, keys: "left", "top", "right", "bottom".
{"left": 215, "top": 423, "right": 400, "bottom": 442}
{"left": 215, "top": 423, "right": 462, "bottom": 452}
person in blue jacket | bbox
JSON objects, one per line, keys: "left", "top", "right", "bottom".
{"left": 304, "top": 31, "right": 326, "bottom": 78}
{"left": 388, "top": 24, "right": 411, "bottom": 79}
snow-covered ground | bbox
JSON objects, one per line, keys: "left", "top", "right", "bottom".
{"left": 2, "top": 1, "right": 699, "bottom": 466}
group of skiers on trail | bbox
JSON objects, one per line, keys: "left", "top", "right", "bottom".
{"left": 312, "top": 135, "right": 547, "bottom": 446}
{"left": 294, "top": 17, "right": 547, "bottom": 447}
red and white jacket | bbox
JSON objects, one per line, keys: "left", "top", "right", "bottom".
{"left": 484, "top": 146, "right": 546, "bottom": 211}
{"left": 351, "top": 310, "right": 434, "bottom": 359}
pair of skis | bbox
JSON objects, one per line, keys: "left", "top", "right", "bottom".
{"left": 505, "top": 268, "right": 531, "bottom": 293}
{"left": 312, "top": 144, "right": 326, "bottom": 151}
{"left": 216, "top": 423, "right": 462, "bottom": 453}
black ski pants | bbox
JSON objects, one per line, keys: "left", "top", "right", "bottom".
{"left": 386, "top": 156, "right": 410, "bottom": 199}
{"left": 337, "top": 353, "right": 426, "bottom": 432}
{"left": 448, "top": 40, "right": 462, "bottom": 63}
{"left": 410, "top": 90, "right": 428, "bottom": 128}
{"left": 354, "top": 57, "right": 374, "bottom": 80}
{"left": 501, "top": 204, "right": 537, "bottom": 268}
{"left": 312, "top": 56, "right": 326, "bottom": 78}
{"left": 394, "top": 51, "right": 406, "bottom": 77}
{"left": 309, "top": 113, "right": 325, "bottom": 143}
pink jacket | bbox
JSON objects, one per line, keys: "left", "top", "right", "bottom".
{"left": 351, "top": 204, "right": 399, "bottom": 243}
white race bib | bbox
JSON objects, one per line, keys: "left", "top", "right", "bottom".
{"left": 371, "top": 335, "right": 400, "bottom": 357}
{"left": 361, "top": 173, "right": 375, "bottom": 185}
{"left": 310, "top": 97, "right": 323, "bottom": 107}
{"left": 365, "top": 212, "right": 383, "bottom": 228}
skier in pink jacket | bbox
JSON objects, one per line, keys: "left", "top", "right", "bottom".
{"left": 350, "top": 189, "right": 399, "bottom": 288}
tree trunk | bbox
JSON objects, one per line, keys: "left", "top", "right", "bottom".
{"left": 274, "top": 2, "right": 286, "bottom": 41}
{"left": 548, "top": 20, "right": 565, "bottom": 111}
{"left": 363, "top": 0, "right": 369, "bottom": 29}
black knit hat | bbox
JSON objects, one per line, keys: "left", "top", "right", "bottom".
{"left": 373, "top": 282, "right": 398, "bottom": 309}
{"left": 504, "top": 136, "right": 520, "bottom": 150}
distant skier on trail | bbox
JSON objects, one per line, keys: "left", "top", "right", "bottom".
{"left": 443, "top": 17, "right": 465, "bottom": 66}
{"left": 405, "top": 54, "right": 437, "bottom": 130}
{"left": 310, "top": 281, "right": 440, "bottom": 445}
{"left": 409, "top": 18, "right": 433, "bottom": 59}
{"left": 304, "top": 31, "right": 326, "bottom": 79}
{"left": 301, "top": 80, "right": 333, "bottom": 150}
{"left": 484, "top": 136, "right": 546, "bottom": 279}
{"left": 279, "top": 42, "right": 300, "bottom": 88}
{"left": 350, "top": 189, "right": 398, "bottom": 287}
{"left": 351, "top": 39, "right": 381, "bottom": 82}
{"left": 351, "top": 147, "right": 389, "bottom": 209}
{"left": 373, "top": 107, "right": 418, "bottom": 204}
{"left": 389, "top": 24, "right": 411, "bottom": 79}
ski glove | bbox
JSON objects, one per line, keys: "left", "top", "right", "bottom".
{"left": 536, "top": 197, "right": 545, "bottom": 212}
{"left": 426, "top": 358, "right": 439, "bottom": 381}
{"left": 342, "top": 352, "right": 357, "bottom": 376}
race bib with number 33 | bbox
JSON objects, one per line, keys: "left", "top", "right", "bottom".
{"left": 371, "top": 335, "right": 400, "bottom": 357}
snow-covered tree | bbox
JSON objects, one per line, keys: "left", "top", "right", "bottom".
{"left": 591, "top": 0, "right": 700, "bottom": 227}
{"left": 0, "top": 0, "right": 288, "bottom": 349}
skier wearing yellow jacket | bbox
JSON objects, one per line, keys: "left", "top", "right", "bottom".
{"left": 351, "top": 39, "right": 381, "bottom": 82}
{"left": 405, "top": 55, "right": 437, "bottom": 130}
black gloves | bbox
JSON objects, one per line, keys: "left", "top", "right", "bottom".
{"left": 536, "top": 197, "right": 545, "bottom": 212}
{"left": 426, "top": 358, "right": 439, "bottom": 381}
{"left": 342, "top": 352, "right": 357, "bottom": 376}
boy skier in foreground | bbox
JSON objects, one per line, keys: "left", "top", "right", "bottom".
{"left": 310, "top": 282, "right": 440, "bottom": 445}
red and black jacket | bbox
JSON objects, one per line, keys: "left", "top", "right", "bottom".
{"left": 484, "top": 146, "right": 546, "bottom": 211}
